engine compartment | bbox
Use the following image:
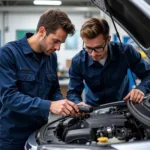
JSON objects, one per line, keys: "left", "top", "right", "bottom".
{"left": 36, "top": 101, "right": 150, "bottom": 146}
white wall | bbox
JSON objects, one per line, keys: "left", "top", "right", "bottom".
{"left": 0, "top": 11, "right": 100, "bottom": 69}
{"left": 0, "top": 13, "right": 2, "bottom": 29}
{"left": 0, "top": 10, "right": 129, "bottom": 70}
{"left": 5, "top": 12, "right": 39, "bottom": 43}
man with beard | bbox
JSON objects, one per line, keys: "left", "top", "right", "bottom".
{"left": 0, "top": 9, "right": 79, "bottom": 150}
{"left": 67, "top": 18, "right": 150, "bottom": 107}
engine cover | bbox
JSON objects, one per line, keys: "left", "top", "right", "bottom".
{"left": 36, "top": 100, "right": 150, "bottom": 146}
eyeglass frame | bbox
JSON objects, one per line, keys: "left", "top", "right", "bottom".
{"left": 83, "top": 37, "right": 108, "bottom": 53}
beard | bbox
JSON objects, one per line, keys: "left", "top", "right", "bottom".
{"left": 40, "top": 45, "right": 55, "bottom": 56}
{"left": 39, "top": 37, "right": 57, "bottom": 56}
{"left": 39, "top": 40, "right": 51, "bottom": 56}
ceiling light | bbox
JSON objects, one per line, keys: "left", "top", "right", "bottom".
{"left": 33, "top": 0, "right": 62, "bottom": 6}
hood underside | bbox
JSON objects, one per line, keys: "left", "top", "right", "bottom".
{"left": 91, "top": 0, "right": 150, "bottom": 53}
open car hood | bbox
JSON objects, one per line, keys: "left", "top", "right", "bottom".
{"left": 91, "top": 0, "right": 150, "bottom": 54}
{"left": 91, "top": 0, "right": 150, "bottom": 126}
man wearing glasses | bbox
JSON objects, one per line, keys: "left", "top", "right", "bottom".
{"left": 67, "top": 18, "right": 150, "bottom": 107}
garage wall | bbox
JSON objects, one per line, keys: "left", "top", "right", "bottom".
{"left": 0, "top": 10, "right": 129, "bottom": 69}
{"left": 5, "top": 13, "right": 39, "bottom": 43}
{"left": 0, "top": 11, "right": 100, "bottom": 68}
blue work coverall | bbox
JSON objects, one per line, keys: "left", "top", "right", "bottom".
{"left": 67, "top": 42, "right": 150, "bottom": 106}
{"left": 0, "top": 33, "right": 63, "bottom": 150}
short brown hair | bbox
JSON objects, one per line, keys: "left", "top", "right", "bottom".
{"left": 36, "top": 9, "right": 75, "bottom": 36}
{"left": 80, "top": 18, "right": 109, "bottom": 39}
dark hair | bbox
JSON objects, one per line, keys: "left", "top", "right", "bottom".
{"left": 80, "top": 18, "right": 109, "bottom": 39}
{"left": 36, "top": 9, "right": 75, "bottom": 36}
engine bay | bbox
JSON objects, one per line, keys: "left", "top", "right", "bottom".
{"left": 36, "top": 100, "right": 150, "bottom": 146}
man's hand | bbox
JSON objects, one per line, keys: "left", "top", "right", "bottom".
{"left": 123, "top": 89, "right": 144, "bottom": 103}
{"left": 77, "top": 102, "right": 88, "bottom": 106}
{"left": 50, "top": 99, "right": 79, "bottom": 116}
{"left": 77, "top": 102, "right": 89, "bottom": 115}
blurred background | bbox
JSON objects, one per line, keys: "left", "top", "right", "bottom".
{"left": 0, "top": 0, "right": 148, "bottom": 97}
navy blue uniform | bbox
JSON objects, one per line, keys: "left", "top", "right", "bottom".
{"left": 0, "top": 33, "right": 63, "bottom": 150}
{"left": 67, "top": 42, "right": 150, "bottom": 106}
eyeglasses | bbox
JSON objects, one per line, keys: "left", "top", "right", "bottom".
{"left": 83, "top": 38, "right": 108, "bottom": 53}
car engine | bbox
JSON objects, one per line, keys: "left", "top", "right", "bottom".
{"left": 36, "top": 100, "right": 150, "bottom": 146}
